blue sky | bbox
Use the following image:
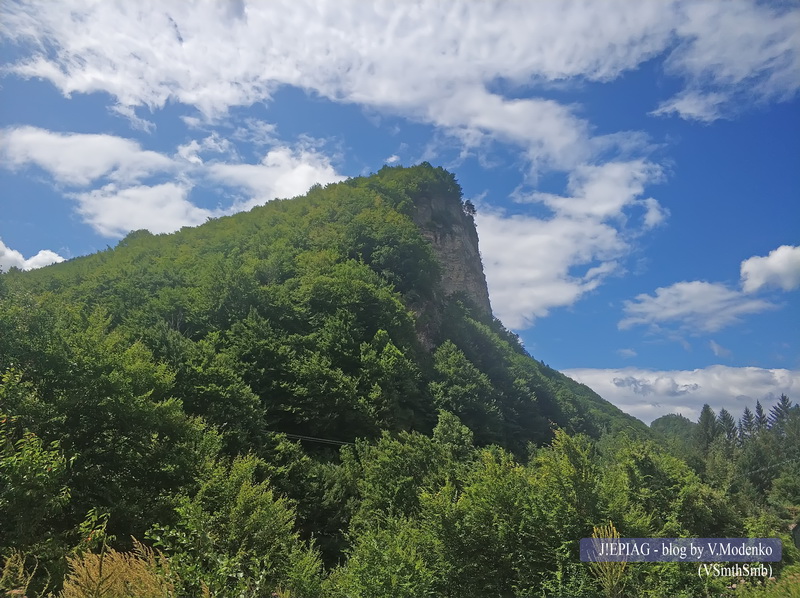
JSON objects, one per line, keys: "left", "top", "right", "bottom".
{"left": 1, "top": 0, "right": 798, "bottom": 423}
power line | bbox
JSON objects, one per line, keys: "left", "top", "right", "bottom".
{"left": 279, "top": 432, "right": 354, "bottom": 446}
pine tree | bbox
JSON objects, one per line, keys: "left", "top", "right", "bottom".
{"left": 755, "top": 400, "right": 768, "bottom": 432}
{"left": 768, "top": 394, "right": 793, "bottom": 435}
{"left": 738, "top": 406, "right": 755, "bottom": 444}
{"left": 695, "top": 404, "right": 719, "bottom": 453}
{"left": 717, "top": 408, "right": 737, "bottom": 442}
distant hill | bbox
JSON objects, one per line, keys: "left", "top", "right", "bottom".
{"left": 3, "top": 163, "right": 646, "bottom": 454}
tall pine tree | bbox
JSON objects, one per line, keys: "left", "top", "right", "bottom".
{"left": 695, "top": 404, "right": 719, "bottom": 454}
{"left": 755, "top": 400, "right": 768, "bottom": 432}
{"left": 768, "top": 394, "right": 793, "bottom": 435}
{"left": 738, "top": 406, "right": 755, "bottom": 444}
{"left": 717, "top": 408, "right": 737, "bottom": 442}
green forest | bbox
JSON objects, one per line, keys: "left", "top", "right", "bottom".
{"left": 1, "top": 164, "right": 798, "bottom": 597}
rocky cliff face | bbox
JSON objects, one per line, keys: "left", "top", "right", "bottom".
{"left": 410, "top": 190, "right": 493, "bottom": 317}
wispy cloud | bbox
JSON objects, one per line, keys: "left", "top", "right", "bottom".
{"left": 620, "top": 244, "right": 799, "bottom": 335}
{"left": 654, "top": 2, "right": 800, "bottom": 122}
{"left": 709, "top": 340, "right": 731, "bottom": 358}
{"left": 619, "top": 280, "right": 776, "bottom": 333}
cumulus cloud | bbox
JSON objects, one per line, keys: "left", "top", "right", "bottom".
{"left": 0, "top": 126, "right": 173, "bottom": 186}
{"left": 741, "top": 245, "right": 800, "bottom": 293}
{"left": 209, "top": 146, "right": 346, "bottom": 211}
{"left": 619, "top": 280, "right": 776, "bottom": 333}
{"left": 0, "top": 239, "right": 64, "bottom": 271}
{"left": 70, "top": 183, "right": 211, "bottom": 237}
{"left": 480, "top": 160, "right": 665, "bottom": 328}
{"left": 528, "top": 160, "right": 664, "bottom": 223}
{"left": 478, "top": 210, "right": 623, "bottom": 328}
{"left": 563, "top": 365, "right": 800, "bottom": 424}
{"left": 0, "top": 124, "right": 345, "bottom": 239}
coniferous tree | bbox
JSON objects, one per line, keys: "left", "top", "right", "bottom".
{"left": 768, "top": 394, "right": 793, "bottom": 434}
{"left": 738, "top": 406, "right": 755, "bottom": 443}
{"left": 754, "top": 400, "right": 768, "bottom": 432}
{"left": 717, "top": 408, "right": 737, "bottom": 443}
{"left": 695, "top": 404, "right": 719, "bottom": 453}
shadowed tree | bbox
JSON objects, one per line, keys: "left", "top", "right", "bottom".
{"left": 738, "top": 406, "right": 755, "bottom": 444}
{"left": 694, "top": 404, "right": 719, "bottom": 454}
{"left": 768, "top": 394, "right": 793, "bottom": 435}
{"left": 717, "top": 408, "right": 737, "bottom": 443}
{"left": 755, "top": 400, "right": 768, "bottom": 432}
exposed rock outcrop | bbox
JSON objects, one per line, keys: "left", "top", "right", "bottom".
{"left": 410, "top": 187, "right": 492, "bottom": 317}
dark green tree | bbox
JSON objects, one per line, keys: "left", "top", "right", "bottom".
{"left": 717, "top": 408, "right": 737, "bottom": 442}
{"left": 149, "top": 454, "right": 322, "bottom": 597}
{"left": 694, "top": 404, "right": 719, "bottom": 454}
{"left": 738, "top": 406, "right": 756, "bottom": 443}
{"left": 755, "top": 400, "right": 768, "bottom": 431}
{"left": 768, "top": 394, "right": 793, "bottom": 435}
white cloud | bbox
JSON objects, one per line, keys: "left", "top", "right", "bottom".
{"left": 4, "top": 2, "right": 796, "bottom": 132}
{"left": 176, "top": 134, "right": 236, "bottom": 165}
{"left": 230, "top": 119, "right": 278, "bottom": 147}
{"left": 618, "top": 348, "right": 637, "bottom": 359}
{"left": 430, "top": 88, "right": 594, "bottom": 172}
{"left": 478, "top": 210, "right": 624, "bottom": 328}
{"left": 620, "top": 245, "right": 800, "bottom": 336}
{"left": 386, "top": 155, "right": 400, "bottom": 164}
{"left": 479, "top": 160, "right": 665, "bottom": 328}
{"left": 0, "top": 1, "right": 674, "bottom": 119}
{"left": 529, "top": 160, "right": 663, "bottom": 222}
{"left": 70, "top": 183, "right": 211, "bottom": 237}
{"left": 209, "top": 146, "right": 346, "bottom": 211}
{"left": 741, "top": 245, "right": 800, "bottom": 293}
{"left": 0, "top": 239, "right": 64, "bottom": 271}
{"left": 651, "top": 91, "right": 728, "bottom": 123}
{"left": 0, "top": 126, "right": 173, "bottom": 186}
{"left": 655, "top": 1, "right": 800, "bottom": 122}
{"left": 0, "top": 123, "right": 345, "bottom": 238}
{"left": 562, "top": 365, "right": 800, "bottom": 424}
{"left": 620, "top": 281, "right": 775, "bottom": 333}
{"left": 112, "top": 105, "right": 156, "bottom": 133}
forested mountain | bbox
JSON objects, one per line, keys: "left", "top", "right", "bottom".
{"left": 1, "top": 164, "right": 798, "bottom": 597}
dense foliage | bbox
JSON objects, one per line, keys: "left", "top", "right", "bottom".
{"left": 1, "top": 164, "right": 797, "bottom": 596}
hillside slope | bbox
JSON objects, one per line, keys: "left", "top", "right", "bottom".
{"left": 8, "top": 165, "right": 799, "bottom": 598}
{"left": 3, "top": 164, "right": 644, "bottom": 451}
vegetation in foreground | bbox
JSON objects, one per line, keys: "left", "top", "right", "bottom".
{"left": 1, "top": 164, "right": 797, "bottom": 596}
